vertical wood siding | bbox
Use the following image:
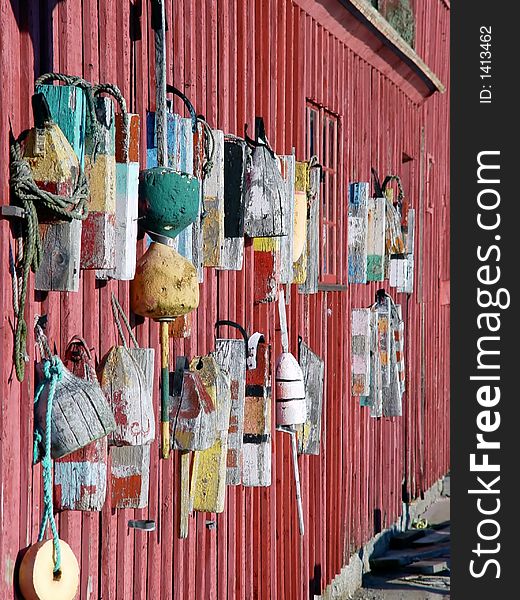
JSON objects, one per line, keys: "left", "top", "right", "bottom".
{"left": 0, "top": 1, "right": 449, "bottom": 598}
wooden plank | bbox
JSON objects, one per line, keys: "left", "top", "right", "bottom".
{"left": 360, "top": 310, "right": 383, "bottom": 418}
{"left": 34, "top": 220, "right": 82, "bottom": 292}
{"left": 253, "top": 237, "right": 279, "bottom": 304}
{"left": 214, "top": 338, "right": 247, "bottom": 485}
{"left": 176, "top": 117, "right": 196, "bottom": 262}
{"left": 298, "top": 162, "right": 320, "bottom": 294}
{"left": 366, "top": 197, "right": 386, "bottom": 282}
{"left": 27, "top": 86, "right": 85, "bottom": 292}
{"left": 54, "top": 337, "right": 107, "bottom": 511}
{"left": 110, "top": 445, "right": 150, "bottom": 509}
{"left": 292, "top": 161, "right": 309, "bottom": 284}
{"left": 54, "top": 437, "right": 108, "bottom": 512}
{"left": 242, "top": 341, "right": 271, "bottom": 487}
{"left": 382, "top": 303, "right": 403, "bottom": 417}
{"left": 218, "top": 135, "right": 248, "bottom": 271}
{"left": 244, "top": 146, "right": 288, "bottom": 238}
{"left": 377, "top": 297, "right": 391, "bottom": 388}
{"left": 82, "top": 96, "right": 117, "bottom": 271}
{"left": 279, "top": 155, "right": 295, "bottom": 284}
{"left": 98, "top": 346, "right": 155, "bottom": 446}
{"left": 191, "top": 360, "right": 232, "bottom": 513}
{"left": 348, "top": 182, "right": 369, "bottom": 284}
{"left": 351, "top": 308, "right": 371, "bottom": 396}
{"left": 98, "top": 113, "right": 140, "bottom": 280}
{"left": 297, "top": 340, "right": 324, "bottom": 455}
{"left": 202, "top": 129, "right": 225, "bottom": 267}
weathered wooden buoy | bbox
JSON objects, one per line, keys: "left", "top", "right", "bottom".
{"left": 18, "top": 540, "right": 79, "bottom": 600}
{"left": 97, "top": 294, "right": 155, "bottom": 446}
{"left": 243, "top": 335, "right": 272, "bottom": 487}
{"left": 348, "top": 182, "right": 370, "bottom": 284}
{"left": 97, "top": 111, "right": 140, "bottom": 280}
{"left": 297, "top": 339, "right": 324, "bottom": 455}
{"left": 81, "top": 94, "right": 116, "bottom": 270}
{"left": 217, "top": 135, "right": 248, "bottom": 271}
{"left": 201, "top": 128, "right": 225, "bottom": 268}
{"left": 53, "top": 337, "right": 108, "bottom": 511}
{"left": 278, "top": 155, "right": 295, "bottom": 284}
{"left": 243, "top": 121, "right": 287, "bottom": 238}
{"left": 98, "top": 346, "right": 154, "bottom": 446}
{"left": 292, "top": 161, "right": 309, "bottom": 263}
{"left": 299, "top": 158, "right": 321, "bottom": 294}
{"left": 34, "top": 358, "right": 116, "bottom": 460}
{"left": 191, "top": 356, "right": 231, "bottom": 514}
{"left": 170, "top": 360, "right": 217, "bottom": 452}
{"left": 275, "top": 291, "right": 306, "bottom": 426}
{"left": 23, "top": 92, "right": 84, "bottom": 292}
{"left": 111, "top": 445, "right": 151, "bottom": 509}
{"left": 214, "top": 321, "right": 248, "bottom": 485}
{"left": 366, "top": 196, "right": 386, "bottom": 282}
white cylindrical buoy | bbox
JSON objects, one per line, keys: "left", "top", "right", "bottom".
{"left": 275, "top": 352, "right": 307, "bottom": 425}
{"left": 19, "top": 539, "right": 79, "bottom": 600}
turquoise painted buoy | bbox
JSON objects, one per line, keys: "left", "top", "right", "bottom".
{"left": 138, "top": 167, "right": 200, "bottom": 239}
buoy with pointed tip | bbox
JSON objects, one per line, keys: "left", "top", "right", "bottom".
{"left": 275, "top": 290, "right": 307, "bottom": 426}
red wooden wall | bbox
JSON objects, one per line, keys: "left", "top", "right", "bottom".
{"left": 0, "top": 1, "right": 450, "bottom": 598}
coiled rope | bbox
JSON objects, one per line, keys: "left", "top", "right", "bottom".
{"left": 9, "top": 134, "right": 89, "bottom": 382}
{"left": 10, "top": 75, "right": 128, "bottom": 382}
{"left": 33, "top": 355, "right": 64, "bottom": 576}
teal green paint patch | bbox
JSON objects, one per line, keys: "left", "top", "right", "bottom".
{"left": 36, "top": 84, "right": 86, "bottom": 167}
{"left": 367, "top": 255, "right": 384, "bottom": 281}
{"left": 161, "top": 366, "right": 170, "bottom": 421}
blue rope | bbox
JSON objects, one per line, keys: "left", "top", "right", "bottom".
{"left": 33, "top": 356, "right": 63, "bottom": 575}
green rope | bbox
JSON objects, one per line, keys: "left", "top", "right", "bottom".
{"left": 33, "top": 356, "right": 64, "bottom": 575}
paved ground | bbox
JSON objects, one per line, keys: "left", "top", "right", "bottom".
{"left": 351, "top": 499, "right": 450, "bottom": 600}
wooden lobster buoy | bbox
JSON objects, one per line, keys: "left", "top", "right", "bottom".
{"left": 243, "top": 335, "right": 272, "bottom": 487}
{"left": 98, "top": 346, "right": 155, "bottom": 446}
{"left": 243, "top": 118, "right": 287, "bottom": 238}
{"left": 348, "top": 182, "right": 370, "bottom": 284}
{"left": 191, "top": 355, "right": 231, "bottom": 514}
{"left": 275, "top": 291, "right": 306, "bottom": 426}
{"left": 18, "top": 539, "right": 79, "bottom": 600}
{"left": 217, "top": 135, "right": 248, "bottom": 271}
{"left": 214, "top": 321, "right": 248, "bottom": 485}
{"left": 170, "top": 361, "right": 217, "bottom": 452}
{"left": 297, "top": 339, "right": 325, "bottom": 456}
{"left": 81, "top": 95, "right": 116, "bottom": 270}
{"left": 34, "top": 359, "right": 116, "bottom": 460}
{"left": 24, "top": 93, "right": 84, "bottom": 292}
{"left": 54, "top": 337, "right": 108, "bottom": 511}
{"left": 292, "top": 161, "right": 309, "bottom": 263}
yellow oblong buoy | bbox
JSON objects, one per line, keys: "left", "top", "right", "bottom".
{"left": 19, "top": 540, "right": 79, "bottom": 600}
{"left": 130, "top": 241, "right": 199, "bottom": 320}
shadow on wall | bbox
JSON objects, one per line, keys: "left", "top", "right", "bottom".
{"left": 309, "top": 563, "right": 322, "bottom": 599}
{"left": 8, "top": 0, "right": 64, "bottom": 79}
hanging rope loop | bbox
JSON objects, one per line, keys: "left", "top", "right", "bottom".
{"left": 33, "top": 353, "right": 64, "bottom": 576}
